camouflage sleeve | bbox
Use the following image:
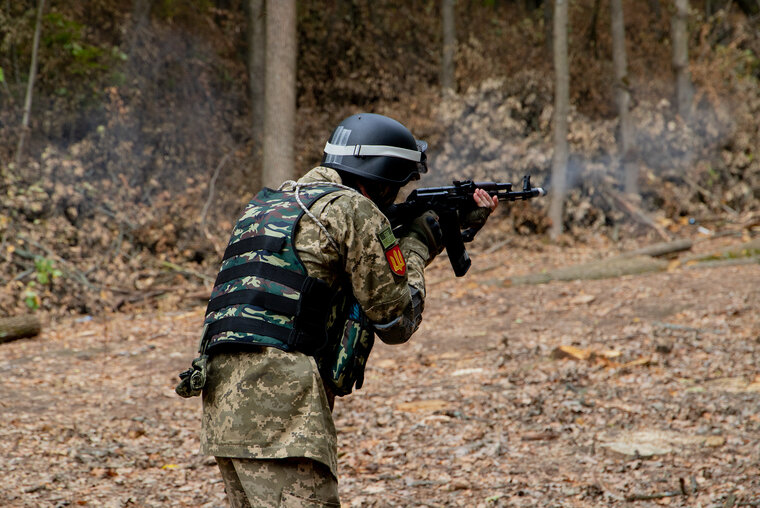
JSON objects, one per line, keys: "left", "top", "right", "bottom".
{"left": 320, "top": 192, "right": 422, "bottom": 325}
{"left": 398, "top": 235, "right": 428, "bottom": 299}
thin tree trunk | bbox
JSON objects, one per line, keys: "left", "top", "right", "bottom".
{"left": 262, "top": 0, "right": 296, "bottom": 188}
{"left": 586, "top": 0, "right": 602, "bottom": 56}
{"left": 128, "top": 0, "right": 150, "bottom": 52}
{"left": 549, "top": 0, "right": 568, "bottom": 240}
{"left": 246, "top": 0, "right": 265, "bottom": 163}
{"left": 671, "top": 0, "right": 693, "bottom": 120}
{"left": 648, "top": 0, "right": 662, "bottom": 19}
{"left": 441, "top": 0, "right": 456, "bottom": 93}
{"left": 7, "top": 0, "right": 20, "bottom": 86}
{"left": 610, "top": 0, "right": 637, "bottom": 194}
{"left": 543, "top": 0, "right": 554, "bottom": 60}
{"left": 14, "top": 0, "right": 46, "bottom": 169}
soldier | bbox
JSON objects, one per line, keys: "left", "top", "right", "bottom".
{"left": 177, "top": 113, "right": 497, "bottom": 507}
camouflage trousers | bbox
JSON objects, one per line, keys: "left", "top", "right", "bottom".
{"left": 216, "top": 456, "right": 340, "bottom": 507}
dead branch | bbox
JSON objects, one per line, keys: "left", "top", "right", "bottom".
{"left": 653, "top": 321, "right": 725, "bottom": 335}
{"left": 160, "top": 260, "right": 215, "bottom": 284}
{"left": 684, "top": 255, "right": 760, "bottom": 269}
{"left": 97, "top": 205, "right": 137, "bottom": 231}
{"left": 14, "top": 0, "right": 46, "bottom": 168}
{"left": 625, "top": 490, "right": 682, "bottom": 501}
{"left": 15, "top": 235, "right": 98, "bottom": 291}
{"left": 200, "top": 152, "right": 231, "bottom": 257}
{"left": 112, "top": 289, "right": 167, "bottom": 310}
{"left": 624, "top": 238, "right": 693, "bottom": 258}
{"left": 506, "top": 255, "right": 668, "bottom": 286}
{"left": 625, "top": 476, "right": 698, "bottom": 501}
{"left": 682, "top": 175, "right": 738, "bottom": 217}
{"left": 681, "top": 238, "right": 760, "bottom": 264}
{"left": 604, "top": 190, "right": 671, "bottom": 241}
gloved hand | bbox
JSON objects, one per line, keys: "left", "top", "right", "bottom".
{"left": 462, "top": 206, "right": 491, "bottom": 229}
{"left": 463, "top": 188, "right": 498, "bottom": 229}
{"left": 407, "top": 210, "right": 445, "bottom": 262}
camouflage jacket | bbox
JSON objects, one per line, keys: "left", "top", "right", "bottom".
{"left": 200, "top": 167, "right": 429, "bottom": 477}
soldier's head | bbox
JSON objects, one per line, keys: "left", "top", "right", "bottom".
{"left": 321, "top": 113, "right": 427, "bottom": 208}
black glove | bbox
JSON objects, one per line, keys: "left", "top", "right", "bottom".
{"left": 462, "top": 206, "right": 492, "bottom": 230}
{"left": 407, "top": 210, "right": 445, "bottom": 262}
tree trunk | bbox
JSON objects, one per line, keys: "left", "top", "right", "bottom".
{"left": 246, "top": 0, "right": 266, "bottom": 165}
{"left": 704, "top": 0, "right": 713, "bottom": 17}
{"left": 0, "top": 315, "right": 42, "bottom": 343}
{"left": 441, "top": 0, "right": 456, "bottom": 93}
{"left": 610, "top": 0, "right": 637, "bottom": 194}
{"left": 648, "top": 0, "right": 662, "bottom": 20}
{"left": 543, "top": 0, "right": 554, "bottom": 60}
{"left": 262, "top": 0, "right": 297, "bottom": 188}
{"left": 585, "top": 0, "right": 601, "bottom": 56}
{"left": 14, "top": 0, "right": 46, "bottom": 169}
{"left": 549, "top": 0, "right": 568, "bottom": 240}
{"left": 671, "top": 0, "right": 693, "bottom": 120}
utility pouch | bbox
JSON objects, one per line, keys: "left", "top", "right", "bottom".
{"left": 175, "top": 355, "right": 209, "bottom": 398}
{"left": 317, "top": 301, "right": 375, "bottom": 397}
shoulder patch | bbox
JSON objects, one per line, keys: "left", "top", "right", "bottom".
{"left": 377, "top": 225, "right": 406, "bottom": 276}
{"left": 377, "top": 225, "right": 397, "bottom": 251}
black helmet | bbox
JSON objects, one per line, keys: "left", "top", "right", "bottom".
{"left": 321, "top": 113, "right": 428, "bottom": 186}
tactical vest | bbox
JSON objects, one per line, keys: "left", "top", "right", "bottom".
{"left": 201, "top": 185, "right": 343, "bottom": 356}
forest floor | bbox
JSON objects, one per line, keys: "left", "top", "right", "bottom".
{"left": 1, "top": 231, "right": 759, "bottom": 508}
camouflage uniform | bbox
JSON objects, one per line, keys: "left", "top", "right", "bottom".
{"left": 201, "top": 167, "right": 429, "bottom": 506}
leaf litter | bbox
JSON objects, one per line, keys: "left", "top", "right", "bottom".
{"left": 1, "top": 232, "right": 759, "bottom": 507}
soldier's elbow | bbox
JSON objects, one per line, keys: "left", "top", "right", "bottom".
{"left": 373, "top": 286, "right": 424, "bottom": 345}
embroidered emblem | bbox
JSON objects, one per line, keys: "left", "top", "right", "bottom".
{"left": 385, "top": 244, "right": 407, "bottom": 276}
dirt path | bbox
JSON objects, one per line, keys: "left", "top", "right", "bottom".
{"left": 1, "top": 236, "right": 758, "bottom": 507}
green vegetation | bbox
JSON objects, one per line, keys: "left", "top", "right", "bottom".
{"left": 43, "top": 11, "right": 126, "bottom": 92}
{"left": 33, "top": 256, "right": 62, "bottom": 285}
{"left": 22, "top": 257, "right": 62, "bottom": 311}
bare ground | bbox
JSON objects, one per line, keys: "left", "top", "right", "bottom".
{"left": 1, "top": 233, "right": 759, "bottom": 508}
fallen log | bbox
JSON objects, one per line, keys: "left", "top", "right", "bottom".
{"left": 681, "top": 238, "right": 760, "bottom": 265}
{"left": 0, "top": 315, "right": 42, "bottom": 343}
{"left": 505, "top": 255, "right": 669, "bottom": 286}
{"left": 623, "top": 238, "right": 693, "bottom": 258}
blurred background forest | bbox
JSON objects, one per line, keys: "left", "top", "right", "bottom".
{"left": 0, "top": 0, "right": 758, "bottom": 318}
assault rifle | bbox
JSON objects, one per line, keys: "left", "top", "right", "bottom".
{"left": 385, "top": 175, "right": 546, "bottom": 277}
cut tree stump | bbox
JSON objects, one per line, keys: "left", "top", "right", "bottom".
{"left": 0, "top": 315, "right": 42, "bottom": 343}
